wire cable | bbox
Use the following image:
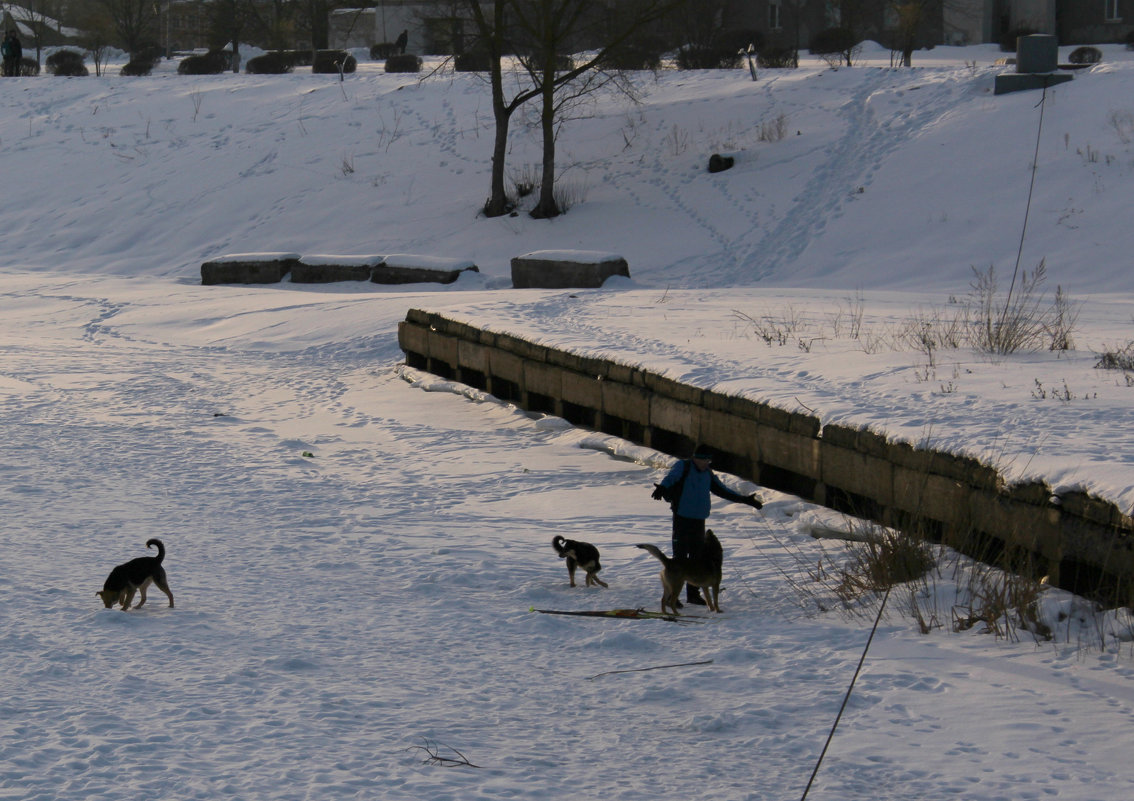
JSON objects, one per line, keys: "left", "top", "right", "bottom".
{"left": 798, "top": 583, "right": 893, "bottom": 801}
{"left": 1000, "top": 80, "right": 1051, "bottom": 335}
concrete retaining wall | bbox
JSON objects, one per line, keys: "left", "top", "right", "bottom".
{"left": 399, "top": 309, "right": 1134, "bottom": 602}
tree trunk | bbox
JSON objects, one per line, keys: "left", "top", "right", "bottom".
{"left": 484, "top": 96, "right": 513, "bottom": 217}
{"left": 530, "top": 72, "right": 559, "bottom": 219}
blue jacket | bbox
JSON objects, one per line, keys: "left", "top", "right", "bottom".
{"left": 658, "top": 459, "right": 749, "bottom": 520}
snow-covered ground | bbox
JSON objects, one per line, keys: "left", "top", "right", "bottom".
{"left": 3, "top": 42, "right": 1134, "bottom": 800}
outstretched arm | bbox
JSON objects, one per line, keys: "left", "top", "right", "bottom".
{"left": 710, "top": 474, "right": 763, "bottom": 509}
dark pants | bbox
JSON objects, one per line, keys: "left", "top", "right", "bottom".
{"left": 672, "top": 515, "right": 706, "bottom": 559}
{"left": 672, "top": 515, "right": 706, "bottom": 598}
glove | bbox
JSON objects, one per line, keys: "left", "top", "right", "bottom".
{"left": 652, "top": 484, "right": 670, "bottom": 502}
{"left": 747, "top": 494, "right": 763, "bottom": 510}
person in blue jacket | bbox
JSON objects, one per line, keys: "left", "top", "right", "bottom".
{"left": 651, "top": 445, "right": 763, "bottom": 606}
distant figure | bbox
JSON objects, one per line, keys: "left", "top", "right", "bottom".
{"left": 395, "top": 29, "right": 408, "bottom": 55}
{"left": 1, "top": 30, "right": 21, "bottom": 77}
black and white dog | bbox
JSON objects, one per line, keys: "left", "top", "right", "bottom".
{"left": 551, "top": 536, "right": 608, "bottom": 588}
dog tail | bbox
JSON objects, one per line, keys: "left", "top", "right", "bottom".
{"left": 145, "top": 538, "right": 166, "bottom": 563}
{"left": 635, "top": 543, "right": 671, "bottom": 567}
{"left": 552, "top": 535, "right": 568, "bottom": 558}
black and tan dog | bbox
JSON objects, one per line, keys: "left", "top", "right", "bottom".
{"left": 97, "top": 538, "right": 175, "bottom": 610}
{"left": 551, "top": 535, "right": 608, "bottom": 588}
{"left": 636, "top": 530, "right": 723, "bottom": 614}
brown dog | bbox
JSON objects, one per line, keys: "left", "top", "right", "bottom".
{"left": 97, "top": 538, "right": 175, "bottom": 610}
{"left": 636, "top": 530, "right": 722, "bottom": 614}
{"left": 552, "top": 535, "right": 609, "bottom": 588}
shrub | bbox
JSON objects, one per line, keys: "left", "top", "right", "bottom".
{"left": 676, "top": 45, "right": 742, "bottom": 70}
{"left": 245, "top": 51, "right": 294, "bottom": 74}
{"left": 46, "top": 49, "right": 88, "bottom": 77}
{"left": 810, "top": 27, "right": 858, "bottom": 65}
{"left": 835, "top": 528, "right": 936, "bottom": 603}
{"left": 178, "top": 51, "right": 230, "bottom": 75}
{"left": 17, "top": 56, "right": 39, "bottom": 76}
{"left": 134, "top": 44, "right": 163, "bottom": 65}
{"left": 120, "top": 59, "right": 153, "bottom": 76}
{"left": 371, "top": 42, "right": 397, "bottom": 60}
{"left": 1126, "top": 30, "right": 1134, "bottom": 50}
{"left": 1095, "top": 343, "right": 1134, "bottom": 371}
{"left": 601, "top": 40, "right": 664, "bottom": 71}
{"left": 280, "top": 49, "right": 314, "bottom": 67}
{"left": 385, "top": 53, "right": 422, "bottom": 73}
{"left": 454, "top": 50, "right": 493, "bottom": 72}
{"left": 1068, "top": 46, "right": 1102, "bottom": 65}
{"left": 966, "top": 261, "right": 1077, "bottom": 355}
{"left": 313, "top": 49, "right": 356, "bottom": 74}
{"left": 757, "top": 45, "right": 798, "bottom": 69}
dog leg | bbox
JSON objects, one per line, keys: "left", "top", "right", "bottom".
{"left": 121, "top": 590, "right": 135, "bottom": 610}
{"left": 155, "top": 580, "right": 175, "bottom": 608}
{"left": 588, "top": 572, "right": 609, "bottom": 589}
{"left": 566, "top": 557, "right": 578, "bottom": 587}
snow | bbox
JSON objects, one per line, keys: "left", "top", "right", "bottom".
{"left": 515, "top": 249, "right": 626, "bottom": 263}
{"left": 299, "top": 254, "right": 384, "bottom": 266}
{"left": 383, "top": 254, "right": 478, "bottom": 270}
{"left": 3, "top": 43, "right": 1134, "bottom": 801}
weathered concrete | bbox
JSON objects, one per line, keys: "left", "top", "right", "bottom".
{"left": 511, "top": 250, "right": 630, "bottom": 289}
{"left": 292, "top": 256, "right": 381, "bottom": 283}
{"left": 373, "top": 254, "right": 479, "bottom": 285}
{"left": 398, "top": 309, "right": 1134, "bottom": 602}
{"left": 201, "top": 253, "right": 299, "bottom": 285}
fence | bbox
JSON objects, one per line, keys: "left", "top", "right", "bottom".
{"left": 399, "top": 308, "right": 1134, "bottom": 602}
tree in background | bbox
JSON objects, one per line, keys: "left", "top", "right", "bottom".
{"left": 21, "top": 0, "right": 68, "bottom": 67}
{"left": 466, "top": 0, "right": 678, "bottom": 219}
{"left": 209, "top": 0, "right": 259, "bottom": 71}
{"left": 95, "top": 0, "right": 158, "bottom": 59}
{"left": 463, "top": 0, "right": 519, "bottom": 218}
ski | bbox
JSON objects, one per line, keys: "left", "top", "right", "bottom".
{"left": 530, "top": 607, "right": 704, "bottom": 623}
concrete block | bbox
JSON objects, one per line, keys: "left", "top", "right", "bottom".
{"left": 291, "top": 255, "right": 381, "bottom": 283}
{"left": 602, "top": 381, "right": 650, "bottom": 424}
{"left": 995, "top": 72, "right": 1072, "bottom": 95}
{"left": 457, "top": 339, "right": 491, "bottom": 374}
{"left": 397, "top": 321, "right": 430, "bottom": 357}
{"left": 489, "top": 348, "right": 525, "bottom": 385}
{"left": 511, "top": 250, "right": 630, "bottom": 288}
{"left": 758, "top": 426, "right": 820, "bottom": 480}
{"left": 650, "top": 394, "right": 698, "bottom": 439}
{"left": 642, "top": 371, "right": 703, "bottom": 405}
{"left": 821, "top": 441, "right": 894, "bottom": 507}
{"left": 894, "top": 467, "right": 968, "bottom": 527}
{"left": 524, "top": 361, "right": 563, "bottom": 398}
{"left": 372, "top": 254, "right": 479, "bottom": 285}
{"left": 201, "top": 253, "right": 298, "bottom": 285}
{"left": 1016, "top": 34, "right": 1057, "bottom": 73}
{"left": 561, "top": 372, "right": 602, "bottom": 409}
{"left": 429, "top": 332, "right": 458, "bottom": 367}
{"left": 698, "top": 412, "right": 761, "bottom": 466}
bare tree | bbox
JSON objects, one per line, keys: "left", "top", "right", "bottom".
{"left": 21, "top": 0, "right": 68, "bottom": 68}
{"left": 95, "top": 0, "right": 158, "bottom": 58}
{"left": 889, "top": 0, "right": 928, "bottom": 67}
{"left": 74, "top": 2, "right": 115, "bottom": 74}
{"left": 464, "top": 0, "right": 521, "bottom": 217}
{"left": 209, "top": 0, "right": 260, "bottom": 71}
{"left": 508, "top": 0, "right": 677, "bottom": 218}
{"left": 463, "top": 0, "right": 676, "bottom": 218}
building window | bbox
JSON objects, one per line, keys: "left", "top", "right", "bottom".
{"left": 769, "top": 1, "right": 783, "bottom": 30}
{"left": 1106, "top": 0, "right": 1121, "bottom": 22}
